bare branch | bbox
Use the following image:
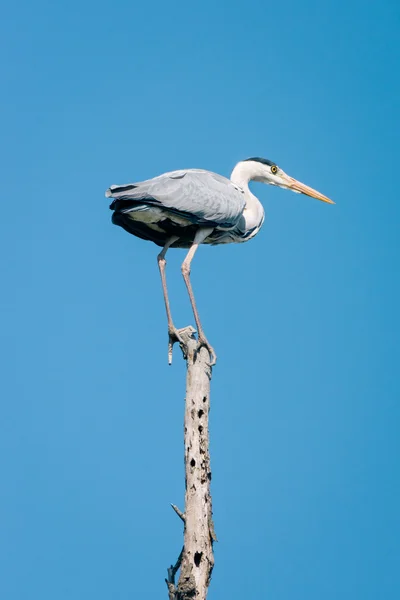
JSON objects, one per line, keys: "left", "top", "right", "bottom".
{"left": 171, "top": 504, "right": 185, "bottom": 523}
{"left": 165, "top": 547, "right": 184, "bottom": 600}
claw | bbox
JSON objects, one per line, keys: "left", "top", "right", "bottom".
{"left": 168, "top": 327, "right": 186, "bottom": 365}
{"left": 196, "top": 334, "right": 217, "bottom": 366}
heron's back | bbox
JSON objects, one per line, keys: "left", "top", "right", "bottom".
{"left": 107, "top": 169, "right": 247, "bottom": 247}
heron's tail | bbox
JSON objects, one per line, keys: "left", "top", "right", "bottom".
{"left": 106, "top": 181, "right": 159, "bottom": 214}
{"left": 105, "top": 184, "right": 138, "bottom": 199}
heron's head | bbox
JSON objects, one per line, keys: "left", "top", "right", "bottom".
{"left": 239, "top": 157, "right": 334, "bottom": 204}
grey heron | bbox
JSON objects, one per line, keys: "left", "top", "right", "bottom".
{"left": 106, "top": 157, "right": 333, "bottom": 365}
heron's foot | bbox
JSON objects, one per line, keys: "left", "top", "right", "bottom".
{"left": 196, "top": 333, "right": 217, "bottom": 366}
{"left": 168, "top": 326, "right": 187, "bottom": 365}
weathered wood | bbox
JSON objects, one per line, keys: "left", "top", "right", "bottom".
{"left": 166, "top": 327, "right": 215, "bottom": 600}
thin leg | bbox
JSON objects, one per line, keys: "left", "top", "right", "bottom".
{"left": 157, "top": 236, "right": 182, "bottom": 364}
{"left": 181, "top": 227, "right": 217, "bottom": 365}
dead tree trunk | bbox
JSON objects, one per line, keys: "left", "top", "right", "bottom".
{"left": 166, "top": 326, "right": 217, "bottom": 600}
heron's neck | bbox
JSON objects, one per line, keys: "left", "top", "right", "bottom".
{"left": 230, "top": 161, "right": 265, "bottom": 230}
{"left": 231, "top": 161, "right": 256, "bottom": 190}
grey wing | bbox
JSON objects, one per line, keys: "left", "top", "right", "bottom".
{"left": 106, "top": 169, "right": 246, "bottom": 229}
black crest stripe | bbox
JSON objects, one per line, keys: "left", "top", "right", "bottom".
{"left": 244, "top": 157, "right": 277, "bottom": 167}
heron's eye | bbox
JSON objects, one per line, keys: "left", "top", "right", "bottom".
{"left": 271, "top": 165, "right": 278, "bottom": 174}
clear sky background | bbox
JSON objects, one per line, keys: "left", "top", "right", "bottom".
{"left": 1, "top": 0, "right": 399, "bottom": 598}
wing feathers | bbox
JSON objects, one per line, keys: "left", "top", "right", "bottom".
{"left": 106, "top": 169, "right": 245, "bottom": 229}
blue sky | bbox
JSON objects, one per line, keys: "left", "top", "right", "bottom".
{"left": 1, "top": 0, "right": 399, "bottom": 598}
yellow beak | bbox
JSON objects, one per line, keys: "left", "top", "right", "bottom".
{"left": 286, "top": 176, "right": 334, "bottom": 204}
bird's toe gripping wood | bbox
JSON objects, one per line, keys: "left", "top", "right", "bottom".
{"left": 195, "top": 335, "right": 217, "bottom": 367}
{"left": 168, "top": 326, "right": 197, "bottom": 365}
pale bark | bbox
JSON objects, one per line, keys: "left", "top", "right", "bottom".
{"left": 166, "top": 327, "right": 216, "bottom": 600}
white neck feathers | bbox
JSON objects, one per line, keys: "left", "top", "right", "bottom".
{"left": 230, "top": 161, "right": 265, "bottom": 233}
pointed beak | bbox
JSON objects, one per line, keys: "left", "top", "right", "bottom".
{"left": 285, "top": 176, "right": 334, "bottom": 204}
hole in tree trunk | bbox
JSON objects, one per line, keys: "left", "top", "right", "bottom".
{"left": 198, "top": 409, "right": 204, "bottom": 418}
{"left": 194, "top": 551, "right": 203, "bottom": 567}
{"left": 190, "top": 458, "right": 196, "bottom": 467}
